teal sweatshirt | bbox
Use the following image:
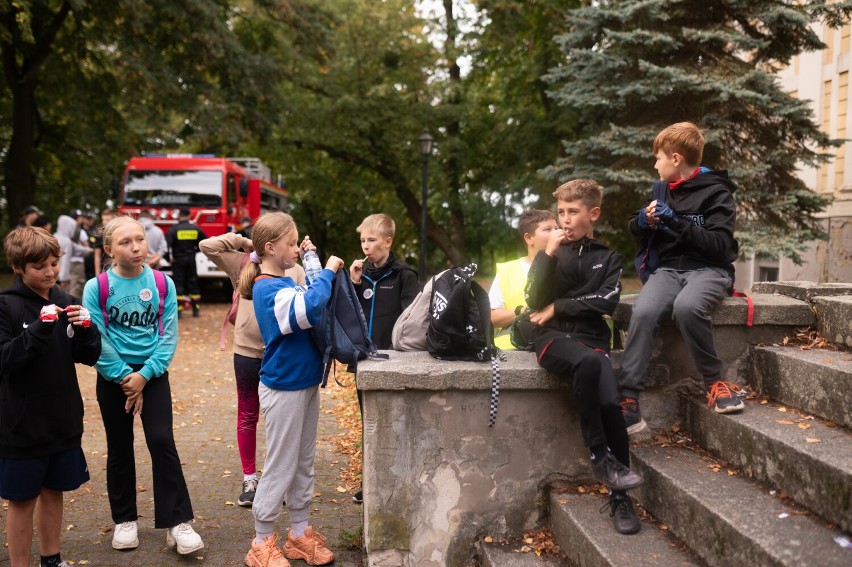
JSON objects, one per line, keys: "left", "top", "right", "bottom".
{"left": 82, "top": 266, "right": 178, "bottom": 382}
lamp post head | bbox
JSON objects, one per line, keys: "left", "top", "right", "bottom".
{"left": 418, "top": 129, "right": 434, "bottom": 156}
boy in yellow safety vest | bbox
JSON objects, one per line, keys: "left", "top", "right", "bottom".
{"left": 489, "top": 210, "right": 557, "bottom": 350}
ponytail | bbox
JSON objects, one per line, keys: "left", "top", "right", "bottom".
{"left": 238, "top": 260, "right": 261, "bottom": 300}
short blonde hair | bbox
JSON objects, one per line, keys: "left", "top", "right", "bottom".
{"left": 4, "top": 227, "right": 62, "bottom": 269}
{"left": 356, "top": 214, "right": 395, "bottom": 239}
{"left": 653, "top": 122, "right": 704, "bottom": 166}
{"left": 552, "top": 179, "right": 603, "bottom": 210}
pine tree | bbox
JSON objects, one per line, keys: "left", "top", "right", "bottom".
{"left": 545, "top": 0, "right": 852, "bottom": 265}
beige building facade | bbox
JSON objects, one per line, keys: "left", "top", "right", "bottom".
{"left": 735, "top": 21, "right": 852, "bottom": 288}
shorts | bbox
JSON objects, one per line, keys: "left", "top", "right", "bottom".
{"left": 0, "top": 447, "right": 90, "bottom": 501}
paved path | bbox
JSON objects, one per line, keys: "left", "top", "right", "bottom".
{"left": 1, "top": 304, "right": 364, "bottom": 566}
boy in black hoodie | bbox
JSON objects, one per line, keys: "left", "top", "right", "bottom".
{"left": 349, "top": 213, "right": 419, "bottom": 349}
{"left": 526, "top": 179, "right": 643, "bottom": 535}
{"left": 619, "top": 122, "right": 742, "bottom": 435}
{"left": 0, "top": 227, "right": 101, "bottom": 567}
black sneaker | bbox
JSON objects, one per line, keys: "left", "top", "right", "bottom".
{"left": 238, "top": 478, "right": 258, "bottom": 507}
{"left": 352, "top": 489, "right": 363, "bottom": 504}
{"left": 620, "top": 397, "right": 647, "bottom": 435}
{"left": 601, "top": 492, "right": 641, "bottom": 535}
{"left": 707, "top": 381, "right": 745, "bottom": 414}
{"left": 592, "top": 453, "right": 643, "bottom": 491}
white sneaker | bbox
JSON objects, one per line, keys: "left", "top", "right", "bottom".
{"left": 166, "top": 522, "right": 204, "bottom": 555}
{"left": 112, "top": 521, "right": 139, "bottom": 550}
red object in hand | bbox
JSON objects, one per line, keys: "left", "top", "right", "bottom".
{"left": 40, "top": 304, "right": 59, "bottom": 323}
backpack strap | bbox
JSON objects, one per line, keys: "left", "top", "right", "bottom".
{"left": 320, "top": 272, "right": 342, "bottom": 388}
{"left": 471, "top": 282, "right": 502, "bottom": 427}
{"left": 731, "top": 289, "right": 754, "bottom": 327}
{"left": 652, "top": 180, "right": 669, "bottom": 204}
{"left": 152, "top": 269, "right": 167, "bottom": 336}
{"left": 97, "top": 271, "right": 110, "bottom": 328}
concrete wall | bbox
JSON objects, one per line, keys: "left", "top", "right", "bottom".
{"left": 358, "top": 293, "right": 816, "bottom": 566}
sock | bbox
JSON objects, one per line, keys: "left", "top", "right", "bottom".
{"left": 244, "top": 473, "right": 257, "bottom": 482}
{"left": 290, "top": 519, "right": 309, "bottom": 538}
{"left": 590, "top": 444, "right": 609, "bottom": 463}
{"left": 41, "top": 554, "right": 61, "bottom": 567}
{"left": 254, "top": 531, "right": 273, "bottom": 545}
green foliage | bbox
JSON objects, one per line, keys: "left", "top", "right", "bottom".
{"left": 545, "top": 0, "right": 852, "bottom": 266}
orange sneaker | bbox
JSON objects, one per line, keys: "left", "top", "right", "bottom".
{"left": 245, "top": 534, "right": 290, "bottom": 567}
{"left": 707, "top": 380, "right": 745, "bottom": 414}
{"left": 283, "top": 526, "right": 334, "bottom": 565}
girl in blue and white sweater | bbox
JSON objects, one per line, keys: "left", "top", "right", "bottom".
{"left": 238, "top": 212, "right": 342, "bottom": 566}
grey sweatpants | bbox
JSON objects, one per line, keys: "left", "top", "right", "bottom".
{"left": 253, "top": 382, "right": 320, "bottom": 534}
{"left": 619, "top": 268, "right": 731, "bottom": 397}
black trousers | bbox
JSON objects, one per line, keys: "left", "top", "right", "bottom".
{"left": 96, "top": 371, "right": 194, "bottom": 528}
{"left": 171, "top": 255, "right": 200, "bottom": 296}
{"left": 537, "top": 337, "right": 630, "bottom": 467}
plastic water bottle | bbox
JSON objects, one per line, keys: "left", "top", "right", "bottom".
{"left": 302, "top": 249, "right": 323, "bottom": 284}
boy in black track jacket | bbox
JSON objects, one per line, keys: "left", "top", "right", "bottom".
{"left": 0, "top": 227, "right": 101, "bottom": 567}
{"left": 619, "top": 122, "right": 742, "bottom": 436}
{"left": 526, "top": 179, "right": 643, "bottom": 535}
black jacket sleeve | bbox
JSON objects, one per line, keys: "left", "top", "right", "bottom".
{"left": 552, "top": 251, "right": 623, "bottom": 319}
{"left": 668, "top": 189, "right": 736, "bottom": 263}
{"left": 525, "top": 251, "right": 557, "bottom": 310}
{"left": 399, "top": 269, "right": 420, "bottom": 312}
{"left": 0, "top": 298, "right": 56, "bottom": 378}
{"left": 71, "top": 324, "right": 102, "bottom": 366}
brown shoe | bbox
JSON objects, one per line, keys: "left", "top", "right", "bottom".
{"left": 283, "top": 526, "right": 334, "bottom": 565}
{"left": 245, "top": 534, "right": 290, "bottom": 567}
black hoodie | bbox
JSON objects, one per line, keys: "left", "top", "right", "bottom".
{"left": 629, "top": 170, "right": 738, "bottom": 277}
{"left": 353, "top": 252, "right": 419, "bottom": 349}
{"left": 0, "top": 279, "right": 101, "bottom": 458}
{"left": 525, "top": 237, "right": 623, "bottom": 352}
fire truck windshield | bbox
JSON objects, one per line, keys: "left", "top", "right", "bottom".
{"left": 123, "top": 170, "right": 223, "bottom": 207}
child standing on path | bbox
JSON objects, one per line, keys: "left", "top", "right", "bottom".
{"left": 619, "top": 122, "right": 741, "bottom": 434}
{"left": 239, "top": 212, "right": 343, "bottom": 567}
{"left": 526, "top": 180, "right": 643, "bottom": 534}
{"left": 0, "top": 227, "right": 101, "bottom": 567}
{"left": 199, "top": 232, "right": 306, "bottom": 507}
{"left": 81, "top": 217, "right": 204, "bottom": 556}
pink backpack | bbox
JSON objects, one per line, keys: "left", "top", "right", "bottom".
{"left": 97, "top": 269, "right": 167, "bottom": 336}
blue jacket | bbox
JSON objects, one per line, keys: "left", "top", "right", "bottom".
{"left": 253, "top": 269, "right": 334, "bottom": 390}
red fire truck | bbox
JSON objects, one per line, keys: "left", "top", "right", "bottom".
{"left": 118, "top": 154, "right": 288, "bottom": 282}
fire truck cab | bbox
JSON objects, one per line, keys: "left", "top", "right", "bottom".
{"left": 118, "top": 154, "right": 288, "bottom": 283}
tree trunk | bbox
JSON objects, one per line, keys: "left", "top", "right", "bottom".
{"left": 4, "top": 78, "right": 38, "bottom": 229}
{"left": 442, "top": 0, "right": 467, "bottom": 259}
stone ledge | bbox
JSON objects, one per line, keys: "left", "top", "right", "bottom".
{"left": 613, "top": 293, "right": 814, "bottom": 328}
{"left": 751, "top": 280, "right": 852, "bottom": 301}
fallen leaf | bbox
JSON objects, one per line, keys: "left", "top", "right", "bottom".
{"left": 806, "top": 437, "right": 820, "bottom": 443}
{"left": 797, "top": 422, "right": 811, "bottom": 430}
{"left": 484, "top": 536, "right": 493, "bottom": 543}
{"left": 776, "top": 420, "right": 796, "bottom": 425}
{"left": 336, "top": 486, "right": 347, "bottom": 493}
{"left": 777, "top": 407, "right": 788, "bottom": 413}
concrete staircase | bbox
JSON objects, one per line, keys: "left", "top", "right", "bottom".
{"left": 481, "top": 282, "right": 852, "bottom": 566}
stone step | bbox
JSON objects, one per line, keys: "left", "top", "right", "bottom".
{"left": 748, "top": 345, "right": 852, "bottom": 428}
{"left": 479, "top": 541, "right": 567, "bottom": 567}
{"left": 682, "top": 396, "right": 852, "bottom": 533}
{"left": 750, "top": 281, "right": 852, "bottom": 302}
{"left": 631, "top": 445, "right": 850, "bottom": 567}
{"left": 549, "top": 492, "right": 703, "bottom": 567}
{"left": 813, "top": 295, "right": 852, "bottom": 348}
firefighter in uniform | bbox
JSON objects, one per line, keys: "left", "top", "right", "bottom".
{"left": 166, "top": 208, "right": 207, "bottom": 317}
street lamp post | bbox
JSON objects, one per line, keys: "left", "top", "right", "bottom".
{"left": 418, "top": 129, "right": 433, "bottom": 282}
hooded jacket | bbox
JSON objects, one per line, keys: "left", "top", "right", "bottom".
{"left": 525, "top": 237, "right": 622, "bottom": 352}
{"left": 629, "top": 169, "right": 738, "bottom": 277}
{"left": 54, "top": 215, "right": 90, "bottom": 284}
{"left": 0, "top": 279, "right": 101, "bottom": 458}
{"left": 353, "top": 252, "right": 419, "bottom": 349}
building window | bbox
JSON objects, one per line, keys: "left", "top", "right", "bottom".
{"left": 759, "top": 267, "right": 779, "bottom": 282}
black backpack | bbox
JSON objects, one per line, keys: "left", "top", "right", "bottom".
{"left": 427, "top": 263, "right": 504, "bottom": 427}
{"left": 312, "top": 270, "right": 388, "bottom": 387}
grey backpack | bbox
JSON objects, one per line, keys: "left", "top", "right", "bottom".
{"left": 391, "top": 270, "right": 446, "bottom": 351}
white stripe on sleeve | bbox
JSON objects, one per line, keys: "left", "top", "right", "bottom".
{"left": 294, "top": 292, "right": 312, "bottom": 329}
{"left": 273, "top": 288, "right": 296, "bottom": 335}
